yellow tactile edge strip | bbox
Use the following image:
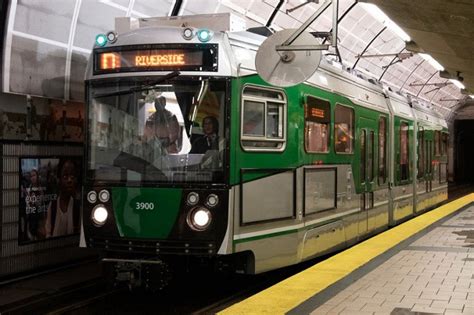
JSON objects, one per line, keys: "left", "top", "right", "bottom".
{"left": 219, "top": 193, "right": 474, "bottom": 315}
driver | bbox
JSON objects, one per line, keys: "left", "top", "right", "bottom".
{"left": 190, "top": 116, "right": 219, "bottom": 154}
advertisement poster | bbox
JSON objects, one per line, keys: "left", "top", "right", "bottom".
{"left": 19, "top": 157, "right": 82, "bottom": 244}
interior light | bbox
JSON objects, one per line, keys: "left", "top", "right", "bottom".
{"left": 470, "top": 95, "right": 474, "bottom": 99}
{"left": 419, "top": 53, "right": 445, "bottom": 71}
{"left": 95, "top": 34, "right": 107, "bottom": 47}
{"left": 361, "top": 3, "right": 411, "bottom": 42}
{"left": 450, "top": 79, "right": 465, "bottom": 89}
{"left": 197, "top": 29, "right": 213, "bottom": 42}
{"left": 386, "top": 21, "right": 411, "bottom": 42}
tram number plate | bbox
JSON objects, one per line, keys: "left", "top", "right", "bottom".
{"left": 135, "top": 202, "right": 155, "bottom": 210}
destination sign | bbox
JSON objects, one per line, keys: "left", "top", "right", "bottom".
{"left": 305, "top": 96, "right": 330, "bottom": 124}
{"left": 94, "top": 44, "right": 218, "bottom": 74}
{"left": 310, "top": 107, "right": 325, "bottom": 119}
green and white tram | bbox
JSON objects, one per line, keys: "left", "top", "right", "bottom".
{"left": 81, "top": 14, "right": 448, "bottom": 283}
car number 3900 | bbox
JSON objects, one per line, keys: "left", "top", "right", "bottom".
{"left": 135, "top": 202, "right": 155, "bottom": 210}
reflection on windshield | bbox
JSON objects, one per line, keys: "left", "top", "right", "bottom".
{"left": 88, "top": 79, "right": 226, "bottom": 183}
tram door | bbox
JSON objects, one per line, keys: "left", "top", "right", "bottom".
{"left": 359, "top": 128, "right": 375, "bottom": 235}
{"left": 425, "top": 139, "right": 433, "bottom": 192}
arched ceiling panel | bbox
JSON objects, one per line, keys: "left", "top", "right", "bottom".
{"left": 14, "top": 0, "right": 73, "bottom": 44}
{"left": 2, "top": 0, "right": 470, "bottom": 116}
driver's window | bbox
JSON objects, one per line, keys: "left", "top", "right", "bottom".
{"left": 188, "top": 86, "right": 224, "bottom": 155}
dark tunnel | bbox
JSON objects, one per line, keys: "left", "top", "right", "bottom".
{"left": 454, "top": 120, "right": 474, "bottom": 183}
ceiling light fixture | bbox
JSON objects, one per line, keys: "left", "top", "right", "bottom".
{"left": 449, "top": 79, "right": 465, "bottom": 89}
{"left": 360, "top": 3, "right": 411, "bottom": 42}
{"left": 418, "top": 53, "right": 445, "bottom": 71}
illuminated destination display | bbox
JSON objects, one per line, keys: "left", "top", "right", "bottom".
{"left": 135, "top": 54, "right": 185, "bottom": 66}
{"left": 94, "top": 45, "right": 217, "bottom": 74}
{"left": 310, "top": 107, "right": 325, "bottom": 119}
{"left": 305, "top": 97, "right": 330, "bottom": 123}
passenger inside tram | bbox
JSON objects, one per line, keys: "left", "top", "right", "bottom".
{"left": 143, "top": 95, "right": 181, "bottom": 154}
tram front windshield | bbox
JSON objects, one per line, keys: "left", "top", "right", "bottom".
{"left": 87, "top": 78, "right": 227, "bottom": 184}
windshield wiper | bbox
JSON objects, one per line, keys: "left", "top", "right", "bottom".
{"left": 93, "top": 71, "right": 181, "bottom": 98}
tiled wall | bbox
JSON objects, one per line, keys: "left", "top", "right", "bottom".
{"left": 0, "top": 142, "right": 95, "bottom": 277}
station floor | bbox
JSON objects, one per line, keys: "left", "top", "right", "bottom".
{"left": 220, "top": 194, "right": 474, "bottom": 315}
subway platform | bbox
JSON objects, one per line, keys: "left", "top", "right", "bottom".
{"left": 220, "top": 194, "right": 474, "bottom": 315}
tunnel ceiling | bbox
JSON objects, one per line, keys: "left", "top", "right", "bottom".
{"left": 2, "top": 0, "right": 472, "bottom": 118}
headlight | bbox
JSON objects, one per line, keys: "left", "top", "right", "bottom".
{"left": 186, "top": 192, "right": 199, "bottom": 206}
{"left": 91, "top": 205, "right": 108, "bottom": 226}
{"left": 99, "top": 190, "right": 110, "bottom": 203}
{"left": 87, "top": 191, "right": 97, "bottom": 204}
{"left": 206, "top": 194, "right": 219, "bottom": 207}
{"left": 187, "top": 207, "right": 212, "bottom": 231}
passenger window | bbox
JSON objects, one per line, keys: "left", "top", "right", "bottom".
{"left": 304, "top": 96, "right": 330, "bottom": 153}
{"left": 378, "top": 116, "right": 387, "bottom": 185}
{"left": 335, "top": 105, "right": 354, "bottom": 154}
{"left": 241, "top": 86, "right": 286, "bottom": 151}
{"left": 242, "top": 100, "right": 264, "bottom": 136}
{"left": 360, "top": 129, "right": 366, "bottom": 184}
{"left": 400, "top": 122, "right": 409, "bottom": 181}
{"left": 266, "top": 103, "right": 283, "bottom": 138}
{"left": 435, "top": 131, "right": 440, "bottom": 156}
{"left": 368, "top": 131, "right": 374, "bottom": 182}
{"left": 418, "top": 127, "right": 424, "bottom": 179}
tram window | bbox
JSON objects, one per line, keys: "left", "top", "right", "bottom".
{"left": 442, "top": 132, "right": 448, "bottom": 156}
{"left": 378, "top": 116, "right": 387, "bottom": 185}
{"left": 88, "top": 79, "right": 227, "bottom": 184}
{"left": 241, "top": 85, "right": 286, "bottom": 151}
{"left": 418, "top": 127, "right": 424, "bottom": 179}
{"left": 440, "top": 163, "right": 447, "bottom": 183}
{"left": 368, "top": 131, "right": 374, "bottom": 182}
{"left": 304, "top": 96, "right": 330, "bottom": 153}
{"left": 360, "top": 129, "right": 366, "bottom": 184}
{"left": 267, "top": 103, "right": 283, "bottom": 138}
{"left": 335, "top": 105, "right": 354, "bottom": 154}
{"left": 242, "top": 100, "right": 264, "bottom": 136}
{"left": 400, "top": 122, "right": 409, "bottom": 181}
{"left": 435, "top": 131, "right": 440, "bottom": 156}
